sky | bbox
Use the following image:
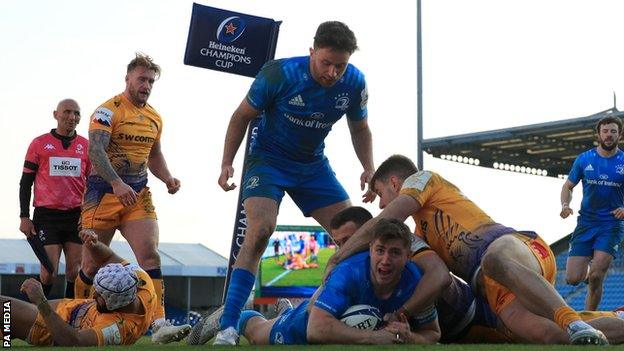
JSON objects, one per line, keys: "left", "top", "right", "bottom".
{"left": 2, "top": 0, "right": 624, "bottom": 258}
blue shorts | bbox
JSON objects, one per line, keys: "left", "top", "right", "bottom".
{"left": 569, "top": 220, "right": 624, "bottom": 257}
{"left": 242, "top": 154, "right": 349, "bottom": 216}
{"left": 269, "top": 300, "right": 309, "bottom": 344}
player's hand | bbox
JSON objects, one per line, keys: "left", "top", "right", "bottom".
{"left": 19, "top": 217, "right": 36, "bottom": 237}
{"left": 79, "top": 229, "right": 98, "bottom": 248}
{"left": 360, "top": 170, "right": 376, "bottom": 203}
{"left": 560, "top": 204, "right": 573, "bottom": 219}
{"left": 384, "top": 312, "right": 411, "bottom": 344}
{"left": 165, "top": 177, "right": 181, "bottom": 194}
{"left": 20, "top": 278, "right": 46, "bottom": 304}
{"left": 371, "top": 329, "right": 404, "bottom": 344}
{"left": 111, "top": 179, "right": 138, "bottom": 207}
{"left": 218, "top": 165, "right": 237, "bottom": 191}
{"left": 612, "top": 207, "right": 624, "bottom": 219}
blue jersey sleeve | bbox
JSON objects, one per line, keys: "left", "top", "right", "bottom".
{"left": 567, "top": 154, "right": 584, "bottom": 185}
{"left": 346, "top": 72, "right": 368, "bottom": 122}
{"left": 314, "top": 264, "right": 354, "bottom": 318}
{"left": 246, "top": 60, "right": 285, "bottom": 111}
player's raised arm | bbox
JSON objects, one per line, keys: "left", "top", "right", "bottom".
{"left": 79, "top": 229, "right": 125, "bottom": 267}
{"left": 325, "top": 194, "right": 418, "bottom": 275}
{"left": 218, "top": 98, "right": 260, "bottom": 191}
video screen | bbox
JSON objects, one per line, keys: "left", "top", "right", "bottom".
{"left": 258, "top": 225, "right": 336, "bottom": 297}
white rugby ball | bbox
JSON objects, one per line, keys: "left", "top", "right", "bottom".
{"left": 339, "top": 304, "right": 382, "bottom": 330}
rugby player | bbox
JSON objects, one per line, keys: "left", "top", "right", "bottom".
{"left": 560, "top": 116, "right": 624, "bottom": 310}
{"left": 75, "top": 53, "right": 189, "bottom": 343}
{"left": 19, "top": 98, "right": 89, "bottom": 298}
{"left": 0, "top": 230, "right": 159, "bottom": 346}
{"left": 331, "top": 154, "right": 609, "bottom": 345}
{"left": 215, "top": 21, "right": 375, "bottom": 345}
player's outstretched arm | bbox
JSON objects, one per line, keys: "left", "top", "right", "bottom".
{"left": 307, "top": 306, "right": 397, "bottom": 344}
{"left": 79, "top": 229, "right": 125, "bottom": 267}
{"left": 21, "top": 278, "right": 99, "bottom": 346}
{"left": 219, "top": 98, "right": 260, "bottom": 191}
{"left": 325, "top": 194, "right": 419, "bottom": 275}
{"left": 399, "top": 250, "right": 450, "bottom": 319}
{"left": 347, "top": 119, "right": 375, "bottom": 203}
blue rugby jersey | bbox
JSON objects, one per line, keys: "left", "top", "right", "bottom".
{"left": 246, "top": 56, "right": 367, "bottom": 162}
{"left": 567, "top": 148, "right": 624, "bottom": 222}
{"left": 314, "top": 251, "right": 436, "bottom": 326}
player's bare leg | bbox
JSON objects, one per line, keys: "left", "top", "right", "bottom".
{"left": 585, "top": 251, "right": 612, "bottom": 311}
{"left": 482, "top": 235, "right": 607, "bottom": 344}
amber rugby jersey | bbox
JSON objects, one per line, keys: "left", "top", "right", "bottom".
{"left": 89, "top": 94, "right": 162, "bottom": 182}
{"left": 399, "top": 171, "right": 513, "bottom": 280}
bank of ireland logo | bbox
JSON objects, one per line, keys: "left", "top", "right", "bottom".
{"left": 216, "top": 16, "right": 247, "bottom": 43}
{"left": 334, "top": 93, "right": 350, "bottom": 111}
{"left": 245, "top": 176, "right": 260, "bottom": 190}
{"left": 617, "top": 164, "right": 624, "bottom": 175}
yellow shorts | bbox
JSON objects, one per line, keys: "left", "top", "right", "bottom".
{"left": 81, "top": 187, "right": 157, "bottom": 230}
{"left": 483, "top": 234, "right": 556, "bottom": 315}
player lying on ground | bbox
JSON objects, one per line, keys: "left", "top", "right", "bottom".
{"left": 0, "top": 229, "right": 189, "bottom": 346}
{"left": 330, "top": 154, "right": 608, "bottom": 345}
{"left": 438, "top": 271, "right": 624, "bottom": 344}
{"left": 190, "top": 218, "right": 440, "bottom": 345}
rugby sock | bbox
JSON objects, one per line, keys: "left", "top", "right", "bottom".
{"left": 147, "top": 268, "right": 166, "bottom": 321}
{"left": 42, "top": 283, "right": 53, "bottom": 297}
{"left": 554, "top": 306, "right": 584, "bottom": 330}
{"left": 220, "top": 268, "right": 255, "bottom": 330}
{"left": 579, "top": 310, "right": 617, "bottom": 321}
{"left": 74, "top": 270, "right": 93, "bottom": 298}
{"left": 237, "top": 310, "right": 264, "bottom": 336}
{"left": 65, "top": 281, "right": 75, "bottom": 298}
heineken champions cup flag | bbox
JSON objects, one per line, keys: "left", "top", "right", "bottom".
{"left": 184, "top": 3, "right": 281, "bottom": 77}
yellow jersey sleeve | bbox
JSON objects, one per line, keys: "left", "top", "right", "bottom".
{"left": 89, "top": 97, "right": 120, "bottom": 135}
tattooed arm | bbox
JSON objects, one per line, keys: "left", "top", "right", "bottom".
{"left": 88, "top": 130, "right": 137, "bottom": 205}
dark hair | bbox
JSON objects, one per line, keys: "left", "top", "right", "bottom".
{"left": 127, "top": 52, "right": 161, "bottom": 78}
{"left": 370, "top": 155, "right": 419, "bottom": 187}
{"left": 313, "top": 21, "right": 358, "bottom": 54}
{"left": 371, "top": 218, "right": 411, "bottom": 249}
{"left": 596, "top": 116, "right": 623, "bottom": 135}
{"left": 329, "top": 206, "right": 372, "bottom": 230}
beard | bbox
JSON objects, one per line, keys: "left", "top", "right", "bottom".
{"left": 600, "top": 137, "right": 619, "bottom": 151}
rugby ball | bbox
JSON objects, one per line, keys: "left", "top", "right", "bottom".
{"left": 339, "top": 304, "right": 382, "bottom": 330}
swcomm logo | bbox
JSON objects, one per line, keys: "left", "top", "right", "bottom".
{"left": 216, "top": 16, "right": 246, "bottom": 43}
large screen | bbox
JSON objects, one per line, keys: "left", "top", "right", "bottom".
{"left": 257, "top": 225, "right": 335, "bottom": 298}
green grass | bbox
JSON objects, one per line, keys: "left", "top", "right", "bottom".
{"left": 8, "top": 336, "right": 617, "bottom": 350}
{"left": 260, "top": 248, "right": 334, "bottom": 287}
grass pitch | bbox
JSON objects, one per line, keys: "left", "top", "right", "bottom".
{"left": 8, "top": 337, "right": 614, "bottom": 350}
